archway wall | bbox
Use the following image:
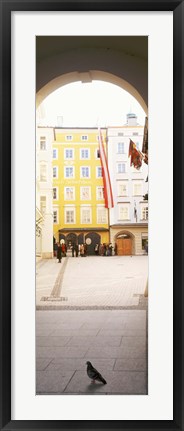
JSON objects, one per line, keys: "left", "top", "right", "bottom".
{"left": 36, "top": 47, "right": 148, "bottom": 113}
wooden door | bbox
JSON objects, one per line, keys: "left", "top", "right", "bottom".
{"left": 117, "top": 238, "right": 132, "bottom": 256}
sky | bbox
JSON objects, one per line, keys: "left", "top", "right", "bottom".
{"left": 37, "top": 81, "right": 146, "bottom": 128}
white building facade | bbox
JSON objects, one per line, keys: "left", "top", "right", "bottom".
{"left": 36, "top": 127, "right": 54, "bottom": 259}
{"left": 108, "top": 113, "right": 148, "bottom": 255}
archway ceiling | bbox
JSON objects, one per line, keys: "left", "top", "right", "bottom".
{"left": 36, "top": 36, "right": 148, "bottom": 63}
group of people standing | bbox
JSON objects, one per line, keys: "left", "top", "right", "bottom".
{"left": 54, "top": 240, "right": 117, "bottom": 263}
{"left": 94, "top": 243, "right": 114, "bottom": 256}
{"left": 71, "top": 243, "right": 87, "bottom": 257}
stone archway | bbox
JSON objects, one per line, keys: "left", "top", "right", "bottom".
{"left": 115, "top": 231, "right": 135, "bottom": 256}
{"left": 85, "top": 232, "right": 101, "bottom": 255}
{"left": 36, "top": 36, "right": 148, "bottom": 113}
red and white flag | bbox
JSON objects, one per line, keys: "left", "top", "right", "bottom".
{"left": 98, "top": 129, "right": 114, "bottom": 209}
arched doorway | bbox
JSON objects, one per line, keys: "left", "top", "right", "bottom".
{"left": 66, "top": 233, "right": 77, "bottom": 249}
{"left": 78, "top": 233, "right": 85, "bottom": 245}
{"left": 115, "top": 232, "right": 134, "bottom": 256}
{"left": 59, "top": 233, "right": 66, "bottom": 244}
{"left": 85, "top": 232, "right": 101, "bottom": 255}
{"left": 36, "top": 36, "right": 148, "bottom": 113}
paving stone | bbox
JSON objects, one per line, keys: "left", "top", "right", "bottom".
{"left": 36, "top": 256, "right": 148, "bottom": 308}
{"left": 64, "top": 370, "right": 147, "bottom": 395}
{"left": 36, "top": 370, "right": 74, "bottom": 393}
{"left": 116, "top": 345, "right": 146, "bottom": 358}
{"left": 47, "top": 358, "right": 115, "bottom": 371}
{"left": 36, "top": 358, "right": 53, "bottom": 371}
{"left": 85, "top": 346, "right": 120, "bottom": 359}
{"left": 51, "top": 328, "right": 100, "bottom": 337}
{"left": 36, "top": 309, "right": 147, "bottom": 395}
{"left": 114, "top": 358, "right": 147, "bottom": 371}
{"left": 36, "top": 325, "right": 57, "bottom": 336}
{"left": 86, "top": 344, "right": 146, "bottom": 359}
{"left": 67, "top": 336, "right": 122, "bottom": 347}
{"left": 36, "top": 336, "right": 71, "bottom": 347}
{"left": 98, "top": 329, "right": 145, "bottom": 337}
{"left": 120, "top": 336, "right": 146, "bottom": 348}
{"left": 36, "top": 346, "right": 89, "bottom": 359}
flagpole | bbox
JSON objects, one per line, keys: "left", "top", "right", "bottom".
{"left": 105, "top": 132, "right": 111, "bottom": 244}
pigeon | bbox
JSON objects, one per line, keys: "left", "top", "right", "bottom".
{"left": 86, "top": 361, "right": 107, "bottom": 384}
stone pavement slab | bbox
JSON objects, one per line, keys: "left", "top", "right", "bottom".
{"left": 36, "top": 309, "right": 147, "bottom": 395}
{"left": 36, "top": 256, "right": 148, "bottom": 309}
{"left": 36, "top": 370, "right": 75, "bottom": 393}
{"left": 63, "top": 370, "right": 147, "bottom": 395}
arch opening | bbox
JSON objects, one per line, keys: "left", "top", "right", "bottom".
{"left": 115, "top": 230, "right": 135, "bottom": 256}
{"left": 36, "top": 71, "right": 147, "bottom": 115}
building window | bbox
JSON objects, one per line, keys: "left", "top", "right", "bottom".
{"left": 118, "top": 182, "right": 128, "bottom": 196}
{"left": 53, "top": 209, "right": 58, "bottom": 224}
{"left": 65, "top": 166, "right": 74, "bottom": 178}
{"left": 53, "top": 148, "right": 58, "bottom": 159}
{"left": 53, "top": 166, "right": 58, "bottom": 178}
{"left": 96, "top": 186, "right": 104, "bottom": 200}
{"left": 40, "top": 196, "right": 46, "bottom": 215}
{"left": 65, "top": 135, "right": 73, "bottom": 141}
{"left": 118, "top": 205, "right": 129, "bottom": 220}
{"left": 142, "top": 234, "right": 148, "bottom": 250}
{"left": 117, "top": 163, "right": 126, "bottom": 174}
{"left": 81, "top": 207, "right": 91, "bottom": 224}
{"left": 65, "top": 187, "right": 75, "bottom": 200}
{"left": 95, "top": 149, "right": 100, "bottom": 158}
{"left": 81, "top": 135, "right": 88, "bottom": 141}
{"left": 80, "top": 166, "right": 90, "bottom": 178}
{"left": 65, "top": 208, "right": 75, "bottom": 224}
{"left": 141, "top": 206, "right": 148, "bottom": 220}
{"left": 133, "top": 132, "right": 138, "bottom": 136}
{"left": 117, "top": 142, "right": 125, "bottom": 154}
{"left": 80, "top": 187, "right": 91, "bottom": 200}
{"left": 96, "top": 166, "right": 102, "bottom": 178}
{"left": 118, "top": 132, "right": 124, "bottom": 136}
{"left": 80, "top": 148, "right": 90, "bottom": 159}
{"left": 40, "top": 136, "right": 46, "bottom": 150}
{"left": 53, "top": 187, "right": 58, "bottom": 200}
{"left": 40, "top": 164, "right": 47, "bottom": 181}
{"left": 64, "top": 149, "right": 74, "bottom": 159}
{"left": 97, "top": 207, "right": 107, "bottom": 224}
{"left": 133, "top": 183, "right": 142, "bottom": 196}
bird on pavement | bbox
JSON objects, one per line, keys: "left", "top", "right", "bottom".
{"left": 86, "top": 361, "right": 107, "bottom": 384}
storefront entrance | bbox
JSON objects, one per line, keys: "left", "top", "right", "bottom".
{"left": 116, "top": 234, "right": 132, "bottom": 256}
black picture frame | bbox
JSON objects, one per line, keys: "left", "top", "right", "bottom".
{"left": 0, "top": 0, "right": 183, "bottom": 430}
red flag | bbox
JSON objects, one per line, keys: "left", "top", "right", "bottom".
{"left": 98, "top": 129, "right": 114, "bottom": 209}
{"left": 129, "top": 139, "right": 143, "bottom": 170}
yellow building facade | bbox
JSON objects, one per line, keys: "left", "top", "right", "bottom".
{"left": 52, "top": 128, "right": 109, "bottom": 255}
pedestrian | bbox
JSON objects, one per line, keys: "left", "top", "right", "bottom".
{"left": 75, "top": 243, "right": 78, "bottom": 257}
{"left": 71, "top": 243, "right": 74, "bottom": 257}
{"left": 54, "top": 241, "right": 58, "bottom": 258}
{"left": 80, "top": 244, "right": 84, "bottom": 257}
{"left": 99, "top": 243, "right": 104, "bottom": 256}
{"left": 57, "top": 242, "right": 62, "bottom": 263}
{"left": 94, "top": 244, "right": 99, "bottom": 255}
{"left": 61, "top": 242, "right": 66, "bottom": 257}
{"left": 103, "top": 243, "right": 107, "bottom": 256}
{"left": 84, "top": 243, "right": 87, "bottom": 257}
{"left": 114, "top": 242, "right": 118, "bottom": 256}
{"left": 108, "top": 243, "right": 113, "bottom": 256}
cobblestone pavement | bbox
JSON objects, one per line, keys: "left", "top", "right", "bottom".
{"left": 36, "top": 255, "right": 148, "bottom": 309}
{"left": 36, "top": 309, "right": 147, "bottom": 395}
